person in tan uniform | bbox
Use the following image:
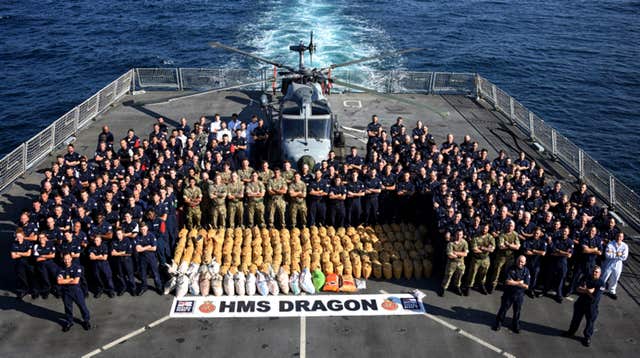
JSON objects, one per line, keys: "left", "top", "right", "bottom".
{"left": 464, "top": 223, "right": 495, "bottom": 295}
{"left": 183, "top": 177, "right": 202, "bottom": 229}
{"left": 288, "top": 172, "right": 307, "bottom": 228}
{"left": 208, "top": 174, "right": 228, "bottom": 229}
{"left": 245, "top": 172, "right": 266, "bottom": 227}
{"left": 237, "top": 158, "right": 254, "bottom": 184}
{"left": 439, "top": 229, "right": 469, "bottom": 297}
{"left": 226, "top": 172, "right": 245, "bottom": 228}
{"left": 488, "top": 220, "right": 521, "bottom": 294}
{"left": 257, "top": 160, "right": 274, "bottom": 183}
{"left": 267, "top": 168, "right": 288, "bottom": 228}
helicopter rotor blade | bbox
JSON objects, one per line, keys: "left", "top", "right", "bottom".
{"left": 209, "top": 41, "right": 298, "bottom": 72}
{"left": 331, "top": 78, "right": 449, "bottom": 119}
{"left": 321, "top": 47, "right": 424, "bottom": 71}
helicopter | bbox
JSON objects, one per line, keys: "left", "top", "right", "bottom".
{"left": 208, "top": 32, "right": 423, "bottom": 169}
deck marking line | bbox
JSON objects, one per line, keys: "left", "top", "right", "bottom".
{"left": 300, "top": 316, "right": 307, "bottom": 358}
{"left": 379, "top": 290, "right": 515, "bottom": 358}
{"left": 81, "top": 315, "right": 171, "bottom": 358}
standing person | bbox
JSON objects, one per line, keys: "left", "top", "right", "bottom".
{"left": 544, "top": 226, "right": 574, "bottom": 303}
{"left": 464, "top": 224, "right": 494, "bottom": 295}
{"left": 110, "top": 228, "right": 136, "bottom": 296}
{"left": 33, "top": 233, "right": 58, "bottom": 299}
{"left": 345, "top": 170, "right": 365, "bottom": 227}
{"left": 246, "top": 115, "right": 259, "bottom": 162}
{"left": 568, "top": 226, "right": 602, "bottom": 296}
{"left": 57, "top": 253, "right": 91, "bottom": 332}
{"left": 226, "top": 172, "right": 245, "bottom": 228}
{"left": 488, "top": 220, "right": 520, "bottom": 294}
{"left": 267, "top": 168, "right": 288, "bottom": 229}
{"left": 307, "top": 170, "right": 328, "bottom": 226}
{"left": 439, "top": 230, "right": 468, "bottom": 297}
{"left": 601, "top": 232, "right": 628, "bottom": 300}
{"left": 245, "top": 172, "right": 266, "bottom": 228}
{"left": 135, "top": 223, "right": 162, "bottom": 296}
{"left": 87, "top": 235, "right": 115, "bottom": 298}
{"left": 288, "top": 172, "right": 308, "bottom": 228}
{"left": 493, "top": 255, "right": 530, "bottom": 333}
{"left": 11, "top": 229, "right": 33, "bottom": 300}
{"left": 522, "top": 227, "right": 547, "bottom": 298}
{"left": 183, "top": 177, "right": 202, "bottom": 229}
{"left": 251, "top": 118, "right": 269, "bottom": 166}
{"left": 208, "top": 175, "right": 228, "bottom": 229}
{"left": 327, "top": 177, "right": 347, "bottom": 228}
{"left": 562, "top": 266, "right": 605, "bottom": 347}
{"left": 363, "top": 168, "right": 382, "bottom": 225}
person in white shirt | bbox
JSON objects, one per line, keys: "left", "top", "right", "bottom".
{"left": 209, "top": 113, "right": 222, "bottom": 134}
{"left": 217, "top": 121, "right": 232, "bottom": 141}
{"left": 601, "top": 232, "right": 628, "bottom": 300}
{"left": 246, "top": 115, "right": 259, "bottom": 159}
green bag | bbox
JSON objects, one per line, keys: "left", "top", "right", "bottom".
{"left": 312, "top": 269, "right": 326, "bottom": 292}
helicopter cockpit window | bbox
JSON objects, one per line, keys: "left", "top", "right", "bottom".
{"left": 311, "top": 105, "right": 330, "bottom": 115}
{"left": 282, "top": 118, "right": 330, "bottom": 140}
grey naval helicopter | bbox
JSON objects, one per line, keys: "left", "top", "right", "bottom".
{"left": 208, "top": 32, "right": 423, "bottom": 169}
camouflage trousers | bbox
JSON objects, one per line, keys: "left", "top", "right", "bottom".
{"left": 466, "top": 257, "right": 490, "bottom": 288}
{"left": 210, "top": 204, "right": 227, "bottom": 229}
{"left": 268, "top": 197, "right": 287, "bottom": 228}
{"left": 247, "top": 200, "right": 265, "bottom": 227}
{"left": 228, "top": 201, "right": 244, "bottom": 228}
{"left": 185, "top": 207, "right": 201, "bottom": 229}
{"left": 289, "top": 202, "right": 307, "bottom": 228}
{"left": 489, "top": 254, "right": 514, "bottom": 289}
{"left": 442, "top": 259, "right": 465, "bottom": 289}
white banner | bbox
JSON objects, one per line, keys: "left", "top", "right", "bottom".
{"left": 170, "top": 294, "right": 425, "bottom": 318}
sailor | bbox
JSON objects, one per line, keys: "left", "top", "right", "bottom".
{"left": 522, "top": 226, "right": 547, "bottom": 298}
{"left": 363, "top": 168, "right": 382, "bottom": 225}
{"left": 11, "top": 229, "right": 33, "bottom": 300}
{"left": 32, "top": 233, "right": 58, "bottom": 299}
{"left": 226, "top": 172, "right": 245, "bottom": 228}
{"left": 439, "top": 229, "right": 468, "bottom": 296}
{"left": 488, "top": 220, "right": 520, "bottom": 294}
{"left": 57, "top": 252, "right": 91, "bottom": 332}
{"left": 493, "top": 255, "right": 530, "bottom": 333}
{"left": 281, "top": 160, "right": 296, "bottom": 184}
{"left": 543, "top": 226, "right": 574, "bottom": 303}
{"left": 231, "top": 128, "right": 247, "bottom": 169}
{"left": 345, "top": 147, "right": 364, "bottom": 171}
{"left": 87, "top": 235, "right": 115, "bottom": 298}
{"left": 135, "top": 223, "right": 162, "bottom": 296}
{"left": 110, "top": 228, "right": 136, "bottom": 296}
{"left": 237, "top": 158, "right": 255, "bottom": 184}
{"left": 464, "top": 223, "right": 494, "bottom": 295}
{"left": 395, "top": 171, "right": 415, "bottom": 223}
{"left": 288, "top": 172, "right": 308, "bottom": 228}
{"left": 307, "top": 170, "right": 328, "bottom": 226}
{"left": 568, "top": 226, "right": 602, "bottom": 296}
{"left": 379, "top": 165, "right": 397, "bottom": 224}
{"left": 209, "top": 174, "right": 228, "bottom": 229}
{"left": 345, "top": 170, "right": 365, "bottom": 227}
{"left": 601, "top": 232, "right": 628, "bottom": 300}
{"left": 145, "top": 210, "right": 170, "bottom": 269}
{"left": 267, "top": 168, "right": 287, "bottom": 228}
{"left": 327, "top": 176, "right": 347, "bottom": 228}
{"left": 251, "top": 118, "right": 269, "bottom": 165}
{"left": 183, "top": 176, "right": 202, "bottom": 229}
{"left": 245, "top": 172, "right": 266, "bottom": 227}
{"left": 562, "top": 266, "right": 605, "bottom": 347}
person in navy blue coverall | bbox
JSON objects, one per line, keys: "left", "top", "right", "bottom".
{"left": 57, "top": 253, "right": 91, "bottom": 332}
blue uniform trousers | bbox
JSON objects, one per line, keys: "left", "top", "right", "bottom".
{"left": 62, "top": 286, "right": 90, "bottom": 324}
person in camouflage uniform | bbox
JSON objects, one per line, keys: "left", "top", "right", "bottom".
{"left": 464, "top": 223, "right": 495, "bottom": 295}
{"left": 226, "top": 172, "right": 245, "bottom": 228}
{"left": 237, "top": 158, "right": 254, "bottom": 184}
{"left": 209, "top": 174, "right": 228, "bottom": 229}
{"left": 267, "top": 168, "right": 288, "bottom": 228}
{"left": 257, "top": 160, "right": 274, "bottom": 183}
{"left": 488, "top": 220, "right": 521, "bottom": 294}
{"left": 288, "top": 172, "right": 307, "bottom": 228}
{"left": 439, "top": 229, "right": 469, "bottom": 297}
{"left": 183, "top": 176, "right": 202, "bottom": 229}
{"left": 245, "top": 172, "right": 265, "bottom": 227}
{"left": 218, "top": 162, "right": 233, "bottom": 184}
{"left": 282, "top": 160, "right": 296, "bottom": 184}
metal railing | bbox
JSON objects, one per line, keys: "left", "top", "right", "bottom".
{"left": 477, "top": 75, "right": 640, "bottom": 229}
{"left": 2, "top": 67, "right": 637, "bottom": 230}
{"left": 0, "top": 69, "right": 133, "bottom": 191}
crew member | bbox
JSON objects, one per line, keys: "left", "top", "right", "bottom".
{"left": 135, "top": 223, "right": 162, "bottom": 296}
{"left": 328, "top": 177, "right": 347, "bottom": 228}
{"left": 363, "top": 168, "right": 382, "bottom": 225}
{"left": 57, "top": 253, "right": 91, "bottom": 332}
{"left": 601, "top": 232, "right": 628, "bottom": 300}
{"left": 245, "top": 172, "right": 266, "bottom": 227}
{"left": 183, "top": 177, "right": 202, "bottom": 229}
{"left": 308, "top": 170, "right": 328, "bottom": 226}
{"left": 267, "top": 168, "right": 287, "bottom": 228}
{"left": 345, "top": 170, "right": 365, "bottom": 226}
{"left": 562, "top": 266, "right": 604, "bottom": 347}
{"left": 493, "top": 255, "right": 530, "bottom": 333}
{"left": 209, "top": 174, "right": 228, "bottom": 229}
{"left": 464, "top": 224, "right": 494, "bottom": 295}
{"left": 488, "top": 220, "right": 520, "bottom": 294}
{"left": 522, "top": 226, "right": 547, "bottom": 298}
{"left": 439, "top": 229, "right": 468, "bottom": 296}
{"left": 288, "top": 172, "right": 307, "bottom": 228}
{"left": 11, "top": 229, "right": 33, "bottom": 300}
{"left": 87, "top": 235, "right": 115, "bottom": 298}
{"left": 33, "top": 233, "right": 58, "bottom": 299}
{"left": 110, "top": 228, "right": 136, "bottom": 296}
{"left": 226, "top": 172, "right": 245, "bottom": 228}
